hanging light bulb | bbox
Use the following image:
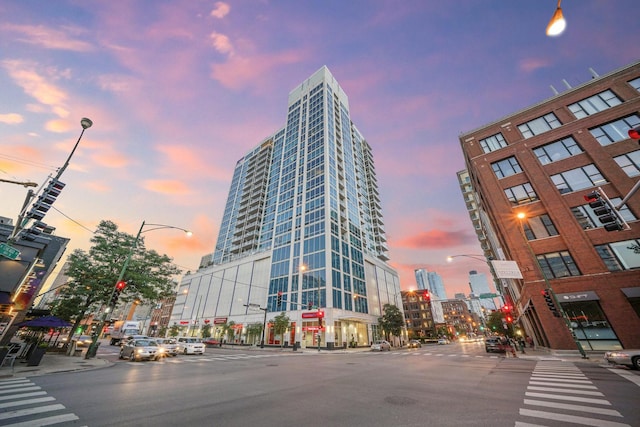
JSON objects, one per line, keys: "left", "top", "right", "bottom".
{"left": 546, "top": 0, "right": 566, "bottom": 36}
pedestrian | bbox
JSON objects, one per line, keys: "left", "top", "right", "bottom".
{"left": 518, "top": 337, "right": 525, "bottom": 354}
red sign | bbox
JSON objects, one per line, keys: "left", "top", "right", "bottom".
{"left": 204, "top": 319, "right": 210, "bottom": 324}
{"left": 302, "top": 311, "right": 324, "bottom": 319}
{"left": 213, "top": 317, "right": 227, "bottom": 324}
{"left": 179, "top": 321, "right": 189, "bottom": 325}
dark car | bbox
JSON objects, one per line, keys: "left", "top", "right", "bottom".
{"left": 485, "top": 337, "right": 506, "bottom": 353}
{"left": 408, "top": 339, "right": 422, "bottom": 348}
{"left": 203, "top": 338, "right": 222, "bottom": 347}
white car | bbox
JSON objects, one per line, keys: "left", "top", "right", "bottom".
{"left": 370, "top": 340, "right": 391, "bottom": 351}
{"left": 604, "top": 349, "right": 640, "bottom": 370}
{"left": 177, "top": 337, "right": 206, "bottom": 355}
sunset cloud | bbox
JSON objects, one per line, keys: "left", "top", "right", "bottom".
{"left": 2, "top": 60, "right": 69, "bottom": 118}
{"left": 210, "top": 31, "right": 234, "bottom": 55}
{"left": 211, "top": 51, "right": 305, "bottom": 90}
{"left": 0, "top": 113, "right": 24, "bottom": 124}
{"left": 210, "top": 2, "right": 230, "bottom": 19}
{"left": 0, "top": 24, "right": 93, "bottom": 52}
{"left": 142, "top": 179, "right": 192, "bottom": 195}
{"left": 393, "top": 229, "right": 474, "bottom": 249}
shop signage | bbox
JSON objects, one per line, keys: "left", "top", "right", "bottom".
{"left": 213, "top": 317, "right": 227, "bottom": 324}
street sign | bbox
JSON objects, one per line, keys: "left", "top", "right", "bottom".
{"left": 0, "top": 242, "right": 20, "bottom": 260}
{"left": 479, "top": 293, "right": 499, "bottom": 299}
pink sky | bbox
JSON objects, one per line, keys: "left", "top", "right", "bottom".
{"left": 0, "top": 1, "right": 637, "bottom": 297}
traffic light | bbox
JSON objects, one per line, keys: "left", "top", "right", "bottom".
{"left": 542, "top": 289, "right": 561, "bottom": 317}
{"left": 308, "top": 301, "right": 313, "bottom": 310}
{"left": 317, "top": 310, "right": 324, "bottom": 329}
{"left": 25, "top": 178, "right": 65, "bottom": 221}
{"left": 505, "top": 315, "right": 513, "bottom": 323}
{"left": 423, "top": 291, "right": 430, "bottom": 302}
{"left": 584, "top": 190, "right": 627, "bottom": 232}
{"left": 110, "top": 281, "right": 127, "bottom": 306}
{"left": 629, "top": 125, "right": 640, "bottom": 141}
{"left": 277, "top": 291, "right": 282, "bottom": 308}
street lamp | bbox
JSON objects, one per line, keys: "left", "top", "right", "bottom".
{"left": 516, "top": 212, "right": 587, "bottom": 358}
{"left": 546, "top": 0, "right": 566, "bottom": 37}
{"left": 85, "top": 220, "right": 192, "bottom": 358}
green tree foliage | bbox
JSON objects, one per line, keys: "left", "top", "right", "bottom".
{"left": 486, "top": 310, "right": 513, "bottom": 337}
{"left": 271, "top": 312, "right": 290, "bottom": 347}
{"left": 169, "top": 324, "right": 180, "bottom": 338}
{"left": 201, "top": 323, "right": 212, "bottom": 339}
{"left": 245, "top": 323, "right": 263, "bottom": 345}
{"left": 49, "top": 220, "right": 181, "bottom": 340}
{"left": 378, "top": 304, "right": 404, "bottom": 341}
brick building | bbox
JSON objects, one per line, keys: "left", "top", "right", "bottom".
{"left": 459, "top": 61, "right": 640, "bottom": 353}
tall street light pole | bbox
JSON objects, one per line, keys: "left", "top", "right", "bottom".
{"left": 85, "top": 220, "right": 191, "bottom": 358}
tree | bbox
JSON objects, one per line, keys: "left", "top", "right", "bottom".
{"left": 201, "top": 323, "right": 212, "bottom": 339}
{"left": 49, "top": 220, "right": 181, "bottom": 341}
{"left": 245, "top": 323, "right": 263, "bottom": 345}
{"left": 378, "top": 304, "right": 404, "bottom": 342}
{"left": 168, "top": 324, "right": 180, "bottom": 338}
{"left": 220, "top": 321, "right": 236, "bottom": 342}
{"left": 271, "top": 312, "right": 290, "bottom": 347}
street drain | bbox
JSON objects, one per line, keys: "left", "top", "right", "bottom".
{"left": 384, "top": 396, "right": 417, "bottom": 406}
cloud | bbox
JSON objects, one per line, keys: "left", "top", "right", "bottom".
{"left": 0, "top": 24, "right": 93, "bottom": 52}
{"left": 2, "top": 60, "right": 69, "bottom": 118}
{"left": 210, "top": 2, "right": 231, "bottom": 19}
{"left": 210, "top": 31, "right": 234, "bottom": 55}
{"left": 393, "top": 229, "right": 474, "bottom": 249}
{"left": 142, "top": 179, "right": 192, "bottom": 195}
{"left": 0, "top": 113, "right": 24, "bottom": 124}
{"left": 519, "top": 58, "right": 551, "bottom": 73}
{"left": 210, "top": 50, "right": 306, "bottom": 91}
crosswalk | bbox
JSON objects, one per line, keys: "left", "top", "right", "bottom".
{"left": 0, "top": 377, "right": 82, "bottom": 426}
{"left": 360, "top": 350, "right": 505, "bottom": 360}
{"left": 516, "top": 360, "right": 632, "bottom": 427}
{"left": 121, "top": 352, "right": 298, "bottom": 365}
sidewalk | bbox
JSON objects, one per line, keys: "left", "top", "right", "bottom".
{"left": 0, "top": 350, "right": 111, "bottom": 379}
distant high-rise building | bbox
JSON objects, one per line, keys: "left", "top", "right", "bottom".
{"left": 414, "top": 269, "right": 447, "bottom": 300}
{"left": 468, "top": 270, "right": 497, "bottom": 311}
{"left": 172, "top": 66, "right": 401, "bottom": 349}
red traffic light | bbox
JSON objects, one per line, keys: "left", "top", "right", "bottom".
{"left": 629, "top": 126, "right": 640, "bottom": 140}
{"left": 115, "top": 281, "right": 126, "bottom": 291}
{"left": 317, "top": 310, "right": 324, "bottom": 318}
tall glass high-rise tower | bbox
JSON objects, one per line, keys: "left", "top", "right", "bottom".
{"left": 172, "top": 67, "right": 401, "bottom": 348}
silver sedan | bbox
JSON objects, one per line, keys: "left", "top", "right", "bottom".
{"left": 119, "top": 339, "right": 165, "bottom": 361}
{"left": 604, "top": 349, "right": 640, "bottom": 370}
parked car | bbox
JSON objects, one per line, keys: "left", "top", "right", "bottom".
{"left": 370, "top": 340, "right": 391, "bottom": 351}
{"left": 73, "top": 335, "right": 93, "bottom": 347}
{"left": 177, "top": 337, "right": 206, "bottom": 355}
{"left": 203, "top": 338, "right": 222, "bottom": 347}
{"left": 156, "top": 338, "right": 179, "bottom": 356}
{"left": 119, "top": 339, "right": 165, "bottom": 361}
{"left": 604, "top": 349, "right": 640, "bottom": 370}
{"left": 408, "top": 339, "right": 422, "bottom": 348}
{"left": 437, "top": 338, "right": 450, "bottom": 345}
{"left": 484, "top": 337, "right": 506, "bottom": 353}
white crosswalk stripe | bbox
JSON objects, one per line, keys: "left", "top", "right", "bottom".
{"left": 0, "top": 377, "right": 81, "bottom": 426}
{"left": 516, "top": 361, "right": 632, "bottom": 427}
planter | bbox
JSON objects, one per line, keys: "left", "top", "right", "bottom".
{"left": 27, "top": 347, "right": 47, "bottom": 366}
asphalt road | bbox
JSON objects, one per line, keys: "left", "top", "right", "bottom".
{"left": 2, "top": 341, "right": 639, "bottom": 427}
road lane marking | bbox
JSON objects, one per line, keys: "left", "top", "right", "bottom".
{"left": 524, "top": 392, "right": 610, "bottom": 405}
{"left": 523, "top": 399, "right": 621, "bottom": 417}
{"left": 3, "top": 413, "right": 80, "bottom": 427}
{"left": 526, "top": 386, "right": 603, "bottom": 396}
{"left": 528, "top": 381, "right": 597, "bottom": 389}
{"left": 0, "top": 396, "right": 56, "bottom": 409}
{"left": 519, "top": 409, "right": 631, "bottom": 427}
{"left": 0, "top": 404, "right": 66, "bottom": 421}
{"left": 607, "top": 368, "right": 640, "bottom": 387}
{"left": 0, "top": 391, "right": 47, "bottom": 402}
{"left": 0, "top": 386, "right": 41, "bottom": 395}
{"left": 528, "top": 377, "right": 592, "bottom": 384}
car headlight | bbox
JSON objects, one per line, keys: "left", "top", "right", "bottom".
{"left": 137, "top": 349, "right": 144, "bottom": 354}
{"left": 158, "top": 348, "right": 165, "bottom": 353}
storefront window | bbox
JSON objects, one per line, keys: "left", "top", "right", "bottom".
{"left": 561, "top": 300, "right": 621, "bottom": 351}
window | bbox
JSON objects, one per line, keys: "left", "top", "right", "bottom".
{"left": 522, "top": 214, "right": 558, "bottom": 240}
{"left": 629, "top": 77, "right": 640, "bottom": 92}
{"left": 479, "top": 133, "right": 507, "bottom": 153}
{"left": 572, "top": 197, "right": 636, "bottom": 230}
{"left": 589, "top": 115, "right": 640, "bottom": 146}
{"left": 614, "top": 150, "right": 640, "bottom": 178}
{"left": 537, "top": 251, "right": 580, "bottom": 279}
{"left": 492, "top": 156, "right": 522, "bottom": 178}
{"left": 504, "top": 183, "right": 538, "bottom": 205}
{"left": 568, "top": 90, "right": 621, "bottom": 119}
{"left": 595, "top": 239, "right": 640, "bottom": 271}
{"left": 518, "top": 113, "right": 561, "bottom": 139}
{"left": 533, "top": 137, "right": 583, "bottom": 165}
{"left": 551, "top": 164, "right": 606, "bottom": 194}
